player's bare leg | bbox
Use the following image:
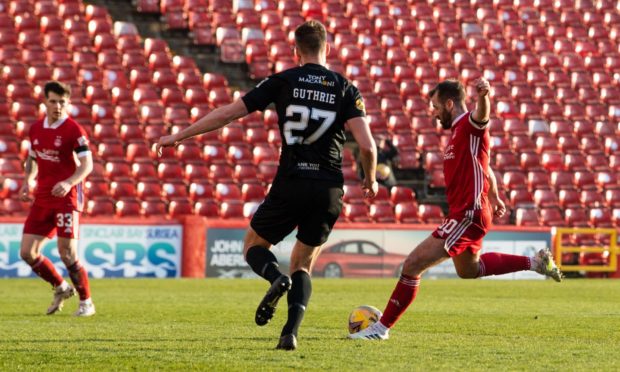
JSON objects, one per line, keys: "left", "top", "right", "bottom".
{"left": 350, "top": 235, "right": 450, "bottom": 340}
{"left": 244, "top": 227, "right": 291, "bottom": 326}
{"left": 276, "top": 240, "right": 322, "bottom": 351}
{"left": 58, "top": 237, "right": 94, "bottom": 317}
{"left": 20, "top": 234, "right": 75, "bottom": 314}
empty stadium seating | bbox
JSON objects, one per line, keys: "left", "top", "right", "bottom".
{"left": 1, "top": 0, "right": 617, "bottom": 228}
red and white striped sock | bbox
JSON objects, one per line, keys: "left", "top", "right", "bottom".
{"left": 477, "top": 252, "right": 531, "bottom": 277}
{"left": 30, "top": 256, "right": 63, "bottom": 287}
{"left": 379, "top": 274, "right": 421, "bottom": 329}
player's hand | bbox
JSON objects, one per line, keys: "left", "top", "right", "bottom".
{"left": 475, "top": 78, "right": 490, "bottom": 97}
{"left": 51, "top": 181, "right": 71, "bottom": 198}
{"left": 362, "top": 179, "right": 379, "bottom": 199}
{"left": 156, "top": 134, "right": 179, "bottom": 157}
{"left": 490, "top": 197, "right": 506, "bottom": 218}
{"left": 18, "top": 183, "right": 32, "bottom": 202}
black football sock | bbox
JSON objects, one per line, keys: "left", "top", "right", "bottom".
{"left": 281, "top": 270, "right": 312, "bottom": 337}
{"left": 245, "top": 245, "right": 283, "bottom": 284}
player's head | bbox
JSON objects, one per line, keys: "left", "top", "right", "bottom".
{"left": 429, "top": 80, "right": 466, "bottom": 129}
{"left": 294, "top": 20, "right": 328, "bottom": 62}
{"left": 43, "top": 81, "right": 71, "bottom": 123}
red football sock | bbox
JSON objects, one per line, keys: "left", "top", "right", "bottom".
{"left": 67, "top": 261, "right": 91, "bottom": 301}
{"left": 30, "top": 256, "right": 63, "bottom": 287}
{"left": 379, "top": 274, "right": 421, "bottom": 329}
{"left": 477, "top": 252, "right": 531, "bottom": 277}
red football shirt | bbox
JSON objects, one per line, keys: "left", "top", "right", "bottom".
{"left": 442, "top": 111, "right": 491, "bottom": 215}
{"left": 28, "top": 116, "right": 90, "bottom": 211}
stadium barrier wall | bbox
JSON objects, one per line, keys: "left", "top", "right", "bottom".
{"left": 203, "top": 220, "right": 553, "bottom": 280}
{"left": 6, "top": 216, "right": 613, "bottom": 279}
{"left": 0, "top": 216, "right": 184, "bottom": 278}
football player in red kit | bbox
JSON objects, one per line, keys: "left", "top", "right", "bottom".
{"left": 349, "top": 78, "right": 563, "bottom": 340}
{"left": 19, "top": 81, "right": 95, "bottom": 317}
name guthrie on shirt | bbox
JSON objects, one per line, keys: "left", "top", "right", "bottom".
{"left": 293, "top": 88, "right": 336, "bottom": 104}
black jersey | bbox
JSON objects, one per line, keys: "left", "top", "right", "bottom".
{"left": 242, "top": 63, "right": 366, "bottom": 183}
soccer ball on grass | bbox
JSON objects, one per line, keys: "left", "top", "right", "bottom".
{"left": 348, "top": 305, "right": 382, "bottom": 334}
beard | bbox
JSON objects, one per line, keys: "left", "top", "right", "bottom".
{"left": 438, "top": 111, "right": 452, "bottom": 129}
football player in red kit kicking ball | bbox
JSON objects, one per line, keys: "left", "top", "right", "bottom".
{"left": 19, "top": 81, "right": 95, "bottom": 317}
{"left": 349, "top": 78, "right": 563, "bottom": 340}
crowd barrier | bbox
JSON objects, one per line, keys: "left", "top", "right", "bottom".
{"left": 0, "top": 216, "right": 568, "bottom": 279}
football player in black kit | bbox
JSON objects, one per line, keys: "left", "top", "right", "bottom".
{"left": 157, "top": 20, "right": 378, "bottom": 350}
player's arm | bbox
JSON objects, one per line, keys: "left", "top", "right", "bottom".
{"left": 348, "top": 116, "right": 378, "bottom": 198}
{"left": 487, "top": 166, "right": 506, "bottom": 217}
{"left": 470, "top": 78, "right": 490, "bottom": 127}
{"left": 19, "top": 155, "right": 38, "bottom": 202}
{"left": 52, "top": 152, "right": 93, "bottom": 198}
{"left": 157, "top": 100, "right": 249, "bottom": 153}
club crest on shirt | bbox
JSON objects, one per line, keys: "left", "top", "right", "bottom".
{"left": 54, "top": 136, "right": 62, "bottom": 147}
{"left": 355, "top": 98, "right": 366, "bottom": 113}
{"left": 33, "top": 139, "right": 39, "bottom": 145}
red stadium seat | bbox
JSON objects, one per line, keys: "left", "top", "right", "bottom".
{"left": 559, "top": 189, "right": 582, "bottom": 209}
{"left": 220, "top": 200, "right": 245, "bottom": 219}
{"left": 105, "top": 162, "right": 131, "bottom": 180}
{"left": 343, "top": 184, "right": 365, "bottom": 204}
{"left": 541, "top": 152, "right": 564, "bottom": 172}
{"left": 209, "top": 164, "right": 234, "bottom": 183}
{"left": 418, "top": 204, "right": 444, "bottom": 224}
{"left": 510, "top": 189, "right": 535, "bottom": 208}
{"left": 97, "top": 141, "right": 124, "bottom": 161}
{"left": 581, "top": 189, "right": 605, "bottom": 208}
{"left": 86, "top": 199, "right": 115, "bottom": 217}
{"left": 390, "top": 186, "right": 416, "bottom": 205}
{"left": 227, "top": 144, "right": 254, "bottom": 165}
{"left": 369, "top": 204, "right": 396, "bottom": 223}
{"left": 540, "top": 207, "right": 564, "bottom": 227}
{"left": 533, "top": 189, "right": 560, "bottom": 208}
{"left": 394, "top": 202, "right": 421, "bottom": 223}
{"left": 515, "top": 208, "right": 540, "bottom": 226}
{"left": 168, "top": 199, "right": 193, "bottom": 218}
{"left": 131, "top": 162, "right": 158, "bottom": 181}
{"left": 564, "top": 208, "right": 590, "bottom": 227}
{"left": 183, "top": 163, "right": 209, "bottom": 183}
{"left": 84, "top": 179, "right": 109, "bottom": 199}
{"left": 175, "top": 142, "right": 203, "bottom": 163}
{"left": 195, "top": 199, "right": 219, "bottom": 217}
{"left": 142, "top": 200, "right": 168, "bottom": 217}
{"left": 115, "top": 199, "right": 142, "bottom": 217}
{"left": 343, "top": 203, "right": 371, "bottom": 223}
{"left": 110, "top": 180, "right": 138, "bottom": 199}
{"left": 125, "top": 142, "right": 153, "bottom": 162}
{"left": 137, "top": 180, "right": 163, "bottom": 200}
{"left": 162, "top": 181, "right": 188, "bottom": 200}
{"left": 157, "top": 162, "right": 184, "bottom": 179}
{"left": 241, "top": 183, "right": 266, "bottom": 202}
{"left": 233, "top": 164, "right": 259, "bottom": 184}
{"left": 202, "top": 144, "right": 228, "bottom": 164}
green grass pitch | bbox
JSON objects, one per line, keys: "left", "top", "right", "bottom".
{"left": 1, "top": 278, "right": 619, "bottom": 371}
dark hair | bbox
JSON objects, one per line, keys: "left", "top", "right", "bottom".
{"left": 294, "top": 20, "right": 327, "bottom": 55}
{"left": 429, "top": 79, "right": 465, "bottom": 104}
{"left": 44, "top": 81, "right": 71, "bottom": 98}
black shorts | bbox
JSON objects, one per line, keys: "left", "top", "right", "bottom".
{"left": 250, "top": 176, "right": 344, "bottom": 246}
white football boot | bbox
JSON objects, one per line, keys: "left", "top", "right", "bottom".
{"left": 348, "top": 321, "right": 390, "bottom": 340}
{"left": 46, "top": 283, "right": 76, "bottom": 315}
{"left": 74, "top": 300, "right": 96, "bottom": 317}
{"left": 532, "top": 249, "right": 564, "bottom": 282}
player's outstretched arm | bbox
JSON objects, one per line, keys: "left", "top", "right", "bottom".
{"left": 19, "top": 156, "right": 38, "bottom": 202}
{"left": 471, "top": 78, "right": 491, "bottom": 124}
{"left": 348, "top": 116, "right": 378, "bottom": 198}
{"left": 487, "top": 166, "right": 506, "bottom": 218}
{"left": 52, "top": 153, "right": 93, "bottom": 198}
{"left": 156, "top": 100, "right": 248, "bottom": 154}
